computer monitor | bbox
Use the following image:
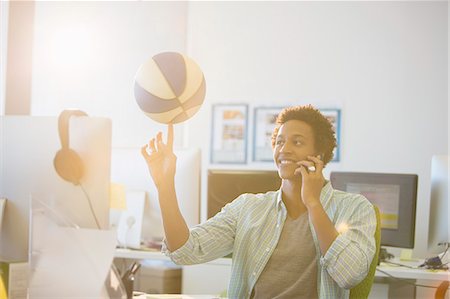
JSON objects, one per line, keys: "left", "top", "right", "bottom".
{"left": 330, "top": 172, "right": 418, "bottom": 249}
{"left": 110, "top": 147, "right": 201, "bottom": 242}
{"left": 0, "top": 115, "right": 112, "bottom": 261}
{"left": 207, "top": 169, "right": 281, "bottom": 219}
{"left": 428, "top": 155, "right": 449, "bottom": 254}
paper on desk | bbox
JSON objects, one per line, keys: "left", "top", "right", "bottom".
{"left": 117, "top": 191, "right": 146, "bottom": 249}
{"left": 110, "top": 183, "right": 127, "bottom": 210}
{"left": 28, "top": 216, "right": 117, "bottom": 298}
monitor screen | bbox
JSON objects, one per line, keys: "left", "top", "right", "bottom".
{"left": 110, "top": 147, "right": 201, "bottom": 242}
{"left": 428, "top": 155, "right": 449, "bottom": 254}
{"left": 0, "top": 115, "right": 112, "bottom": 261}
{"left": 207, "top": 169, "right": 281, "bottom": 219}
{"left": 330, "top": 172, "right": 418, "bottom": 249}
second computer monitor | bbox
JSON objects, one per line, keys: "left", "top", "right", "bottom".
{"left": 330, "top": 172, "right": 418, "bottom": 249}
{"left": 207, "top": 170, "right": 282, "bottom": 219}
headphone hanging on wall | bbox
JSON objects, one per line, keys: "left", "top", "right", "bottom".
{"left": 53, "top": 110, "right": 88, "bottom": 185}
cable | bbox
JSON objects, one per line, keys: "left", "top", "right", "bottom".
{"left": 382, "top": 261, "right": 418, "bottom": 269}
{"left": 419, "top": 244, "right": 450, "bottom": 270}
{"left": 80, "top": 182, "right": 101, "bottom": 229}
{"left": 439, "top": 243, "right": 449, "bottom": 260}
{"left": 376, "top": 268, "right": 445, "bottom": 289}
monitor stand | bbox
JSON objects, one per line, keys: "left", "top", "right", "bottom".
{"left": 378, "top": 247, "right": 394, "bottom": 264}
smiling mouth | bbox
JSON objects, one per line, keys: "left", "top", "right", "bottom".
{"left": 279, "top": 159, "right": 297, "bottom": 165}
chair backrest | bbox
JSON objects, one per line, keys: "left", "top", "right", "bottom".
{"left": 435, "top": 280, "right": 449, "bottom": 299}
{"left": 349, "top": 205, "right": 381, "bottom": 299}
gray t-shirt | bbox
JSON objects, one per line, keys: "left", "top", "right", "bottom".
{"left": 251, "top": 212, "right": 318, "bottom": 299}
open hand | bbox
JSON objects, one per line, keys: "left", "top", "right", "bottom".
{"left": 141, "top": 124, "right": 177, "bottom": 189}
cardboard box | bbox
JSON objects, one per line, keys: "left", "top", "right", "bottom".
{"left": 136, "top": 260, "right": 181, "bottom": 294}
{"left": 0, "top": 261, "right": 28, "bottom": 299}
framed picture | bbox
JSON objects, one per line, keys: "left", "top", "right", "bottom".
{"left": 319, "top": 109, "right": 341, "bottom": 162}
{"left": 210, "top": 104, "right": 248, "bottom": 164}
{"left": 253, "top": 107, "right": 284, "bottom": 162}
{"left": 253, "top": 107, "right": 341, "bottom": 163}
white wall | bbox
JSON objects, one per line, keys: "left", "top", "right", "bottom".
{"left": 186, "top": 2, "right": 448, "bottom": 258}
{"left": 30, "top": 1, "right": 189, "bottom": 148}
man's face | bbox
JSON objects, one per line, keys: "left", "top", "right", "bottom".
{"left": 273, "top": 120, "right": 317, "bottom": 180}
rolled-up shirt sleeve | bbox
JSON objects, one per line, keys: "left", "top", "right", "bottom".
{"left": 320, "top": 198, "right": 377, "bottom": 289}
{"left": 162, "top": 194, "right": 246, "bottom": 265}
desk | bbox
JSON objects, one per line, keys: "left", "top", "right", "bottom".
{"left": 377, "top": 259, "right": 450, "bottom": 281}
{"left": 374, "top": 259, "right": 449, "bottom": 298}
{"left": 115, "top": 248, "right": 231, "bottom": 295}
{"left": 114, "top": 248, "right": 232, "bottom": 266}
{"left": 115, "top": 249, "right": 449, "bottom": 298}
{"left": 115, "top": 248, "right": 170, "bottom": 261}
{"left": 134, "top": 293, "right": 221, "bottom": 299}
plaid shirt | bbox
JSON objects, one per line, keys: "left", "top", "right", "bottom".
{"left": 163, "top": 181, "right": 377, "bottom": 299}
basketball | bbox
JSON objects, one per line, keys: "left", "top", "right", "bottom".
{"left": 134, "top": 52, "right": 206, "bottom": 124}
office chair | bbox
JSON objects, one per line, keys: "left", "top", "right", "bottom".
{"left": 349, "top": 205, "right": 381, "bottom": 299}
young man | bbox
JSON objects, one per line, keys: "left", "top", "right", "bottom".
{"left": 142, "top": 105, "right": 376, "bottom": 299}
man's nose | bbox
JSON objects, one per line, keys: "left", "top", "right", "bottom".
{"left": 279, "top": 141, "right": 292, "bottom": 152}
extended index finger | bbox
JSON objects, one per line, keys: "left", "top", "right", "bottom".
{"left": 167, "top": 123, "right": 174, "bottom": 150}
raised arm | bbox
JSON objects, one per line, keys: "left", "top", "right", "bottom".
{"left": 141, "top": 124, "right": 189, "bottom": 251}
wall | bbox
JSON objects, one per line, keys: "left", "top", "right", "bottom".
{"left": 30, "top": 1, "right": 189, "bottom": 148}
{"left": 185, "top": 2, "right": 448, "bottom": 258}
{"left": 4, "top": 1, "right": 34, "bottom": 115}
{"left": 0, "top": 1, "right": 7, "bottom": 220}
{"left": 0, "top": 0, "right": 8, "bottom": 115}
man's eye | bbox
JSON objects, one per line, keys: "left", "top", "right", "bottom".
{"left": 295, "top": 140, "right": 303, "bottom": 145}
{"left": 276, "top": 140, "right": 284, "bottom": 145}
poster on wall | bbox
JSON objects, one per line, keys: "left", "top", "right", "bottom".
{"left": 210, "top": 104, "right": 248, "bottom": 164}
{"left": 253, "top": 107, "right": 283, "bottom": 162}
{"left": 320, "top": 109, "right": 341, "bottom": 162}
{"left": 253, "top": 107, "right": 341, "bottom": 163}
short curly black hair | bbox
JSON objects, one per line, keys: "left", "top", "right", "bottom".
{"left": 271, "top": 105, "right": 337, "bottom": 166}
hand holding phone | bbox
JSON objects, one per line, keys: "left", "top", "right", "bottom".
{"left": 296, "top": 154, "right": 325, "bottom": 209}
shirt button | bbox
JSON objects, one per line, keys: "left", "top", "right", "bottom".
{"left": 276, "top": 224, "right": 280, "bottom": 228}
{"left": 266, "top": 248, "right": 270, "bottom": 252}
{"left": 253, "top": 272, "right": 256, "bottom": 276}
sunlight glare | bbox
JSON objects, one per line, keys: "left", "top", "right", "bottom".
{"left": 47, "top": 25, "right": 96, "bottom": 71}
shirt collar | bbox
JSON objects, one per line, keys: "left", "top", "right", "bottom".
{"left": 276, "top": 188, "right": 283, "bottom": 207}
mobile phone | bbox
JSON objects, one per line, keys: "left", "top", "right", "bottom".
{"left": 307, "top": 154, "right": 323, "bottom": 172}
